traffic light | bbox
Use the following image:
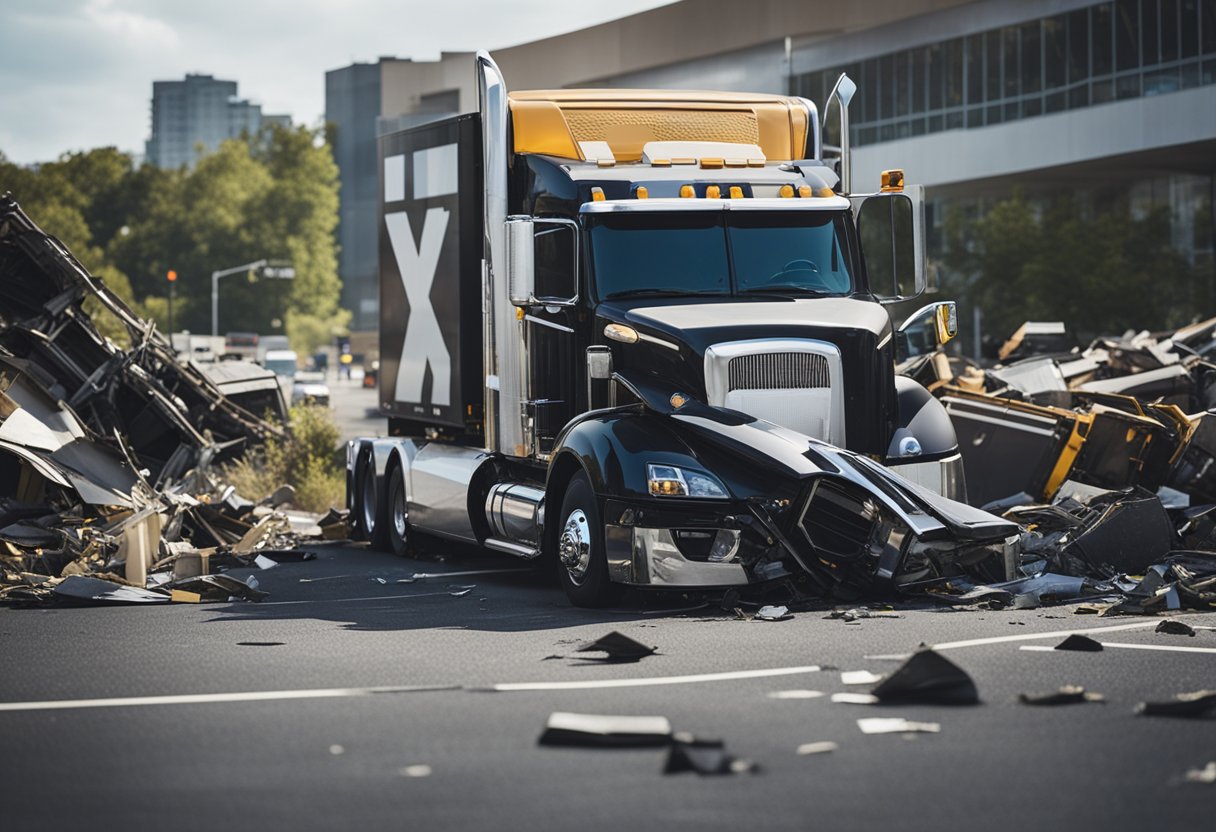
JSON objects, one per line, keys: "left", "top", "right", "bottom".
{"left": 167, "top": 270, "right": 177, "bottom": 282}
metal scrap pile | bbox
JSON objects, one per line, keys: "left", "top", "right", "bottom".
{"left": 901, "top": 319, "right": 1216, "bottom": 613}
{"left": 0, "top": 194, "right": 340, "bottom": 605}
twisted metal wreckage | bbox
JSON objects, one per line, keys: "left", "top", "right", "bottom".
{"left": 1, "top": 193, "right": 1214, "bottom": 613}
{"left": 0, "top": 195, "right": 342, "bottom": 605}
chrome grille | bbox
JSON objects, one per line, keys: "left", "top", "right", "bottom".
{"left": 727, "top": 352, "right": 831, "bottom": 391}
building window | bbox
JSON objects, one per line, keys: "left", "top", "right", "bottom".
{"left": 791, "top": 0, "right": 1216, "bottom": 146}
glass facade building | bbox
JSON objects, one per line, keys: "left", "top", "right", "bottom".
{"left": 793, "top": 0, "right": 1216, "bottom": 147}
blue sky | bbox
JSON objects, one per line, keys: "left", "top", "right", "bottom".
{"left": 0, "top": 0, "right": 674, "bottom": 164}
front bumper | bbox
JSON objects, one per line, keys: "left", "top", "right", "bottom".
{"left": 607, "top": 524, "right": 751, "bottom": 587}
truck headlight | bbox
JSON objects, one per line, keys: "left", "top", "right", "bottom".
{"left": 647, "top": 464, "right": 729, "bottom": 499}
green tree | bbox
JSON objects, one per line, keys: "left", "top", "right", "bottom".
{"left": 942, "top": 189, "right": 1196, "bottom": 347}
{"left": 3, "top": 130, "right": 346, "bottom": 352}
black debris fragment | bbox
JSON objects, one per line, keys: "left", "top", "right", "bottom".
{"left": 167, "top": 574, "right": 269, "bottom": 603}
{"left": 1055, "top": 634, "right": 1104, "bottom": 652}
{"left": 870, "top": 650, "right": 979, "bottom": 705}
{"left": 575, "top": 631, "right": 657, "bottom": 663}
{"left": 51, "top": 575, "right": 170, "bottom": 605}
{"left": 537, "top": 712, "right": 672, "bottom": 747}
{"left": 1135, "top": 690, "right": 1216, "bottom": 718}
{"left": 1018, "top": 685, "right": 1105, "bottom": 705}
{"left": 1155, "top": 619, "right": 1197, "bottom": 636}
{"left": 664, "top": 733, "right": 759, "bottom": 776}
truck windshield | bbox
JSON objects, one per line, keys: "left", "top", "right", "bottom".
{"left": 589, "top": 211, "right": 854, "bottom": 300}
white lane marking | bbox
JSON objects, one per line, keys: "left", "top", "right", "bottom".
{"left": 488, "top": 665, "right": 822, "bottom": 692}
{"left": 0, "top": 685, "right": 458, "bottom": 713}
{"left": 1100, "top": 642, "right": 1216, "bottom": 654}
{"left": 1021, "top": 641, "right": 1216, "bottom": 655}
{"left": 930, "top": 621, "right": 1161, "bottom": 651}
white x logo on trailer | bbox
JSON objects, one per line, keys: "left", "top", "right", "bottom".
{"left": 384, "top": 207, "right": 451, "bottom": 406}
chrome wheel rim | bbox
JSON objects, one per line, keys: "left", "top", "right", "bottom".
{"left": 558, "top": 508, "right": 592, "bottom": 585}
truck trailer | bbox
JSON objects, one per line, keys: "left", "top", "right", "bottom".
{"left": 348, "top": 53, "right": 1017, "bottom": 606}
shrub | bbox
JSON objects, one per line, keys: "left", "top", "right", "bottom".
{"left": 222, "top": 403, "right": 344, "bottom": 513}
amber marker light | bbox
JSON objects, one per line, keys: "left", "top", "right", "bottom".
{"left": 705, "top": 185, "right": 721, "bottom": 199}
{"left": 680, "top": 185, "right": 695, "bottom": 198}
{"left": 591, "top": 186, "right": 606, "bottom": 202}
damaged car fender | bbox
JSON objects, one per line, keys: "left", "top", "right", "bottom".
{"left": 886, "top": 376, "right": 967, "bottom": 502}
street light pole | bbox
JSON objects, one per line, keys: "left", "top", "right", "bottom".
{"left": 211, "top": 259, "right": 267, "bottom": 337}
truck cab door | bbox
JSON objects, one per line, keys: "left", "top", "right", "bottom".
{"left": 523, "top": 219, "right": 580, "bottom": 456}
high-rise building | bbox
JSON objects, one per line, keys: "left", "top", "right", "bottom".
{"left": 145, "top": 74, "right": 290, "bottom": 170}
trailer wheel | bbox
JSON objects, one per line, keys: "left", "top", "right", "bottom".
{"left": 386, "top": 464, "right": 412, "bottom": 557}
{"left": 360, "top": 456, "right": 391, "bottom": 551}
{"left": 555, "top": 471, "right": 620, "bottom": 607}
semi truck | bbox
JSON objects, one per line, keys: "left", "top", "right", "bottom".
{"left": 348, "top": 53, "right": 1017, "bottom": 606}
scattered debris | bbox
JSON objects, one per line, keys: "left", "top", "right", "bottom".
{"left": 795, "top": 741, "right": 838, "bottom": 755}
{"left": 1018, "top": 685, "right": 1106, "bottom": 705}
{"left": 870, "top": 650, "right": 980, "bottom": 705}
{"left": 755, "top": 605, "right": 792, "bottom": 621}
{"left": 767, "top": 690, "right": 824, "bottom": 700}
{"left": 51, "top": 575, "right": 170, "bottom": 605}
{"left": 236, "top": 641, "right": 284, "bottom": 647}
{"left": 829, "top": 606, "right": 902, "bottom": 621}
{"left": 1156, "top": 619, "right": 1197, "bottom": 636}
{"left": 841, "top": 670, "right": 884, "bottom": 686}
{"left": 575, "top": 631, "right": 657, "bottom": 663}
{"left": 1185, "top": 762, "right": 1216, "bottom": 784}
{"left": 664, "top": 733, "right": 758, "bottom": 775}
{"left": 1055, "top": 634, "right": 1104, "bottom": 652}
{"left": 1135, "top": 690, "right": 1216, "bottom": 718}
{"left": 449, "top": 588, "right": 473, "bottom": 597}
{"left": 537, "top": 712, "right": 672, "bottom": 747}
{"left": 0, "top": 196, "right": 347, "bottom": 607}
{"left": 831, "top": 693, "right": 879, "bottom": 705}
{"left": 857, "top": 718, "right": 941, "bottom": 735}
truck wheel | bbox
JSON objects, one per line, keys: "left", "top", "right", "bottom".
{"left": 386, "top": 465, "right": 412, "bottom": 557}
{"left": 360, "top": 457, "right": 391, "bottom": 551}
{"left": 555, "top": 471, "right": 620, "bottom": 607}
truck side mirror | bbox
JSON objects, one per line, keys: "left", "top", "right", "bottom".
{"left": 896, "top": 301, "right": 958, "bottom": 361}
{"left": 506, "top": 216, "right": 579, "bottom": 307}
{"left": 857, "top": 187, "right": 925, "bottom": 304}
{"left": 506, "top": 217, "right": 535, "bottom": 306}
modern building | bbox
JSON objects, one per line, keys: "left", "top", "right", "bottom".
{"left": 145, "top": 74, "right": 290, "bottom": 170}
{"left": 326, "top": 0, "right": 1216, "bottom": 339}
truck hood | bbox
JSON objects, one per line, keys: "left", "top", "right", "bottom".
{"left": 600, "top": 296, "right": 893, "bottom": 354}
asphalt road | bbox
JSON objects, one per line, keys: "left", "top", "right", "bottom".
{"left": 325, "top": 371, "right": 382, "bottom": 447}
{"left": 2, "top": 540, "right": 1214, "bottom": 831}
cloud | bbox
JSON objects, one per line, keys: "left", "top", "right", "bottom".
{"left": 82, "top": 0, "right": 179, "bottom": 46}
{"left": 0, "top": 0, "right": 677, "bottom": 164}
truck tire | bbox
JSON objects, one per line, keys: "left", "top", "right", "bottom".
{"left": 555, "top": 471, "right": 620, "bottom": 607}
{"left": 359, "top": 456, "right": 391, "bottom": 552}
{"left": 386, "top": 464, "right": 412, "bottom": 557}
